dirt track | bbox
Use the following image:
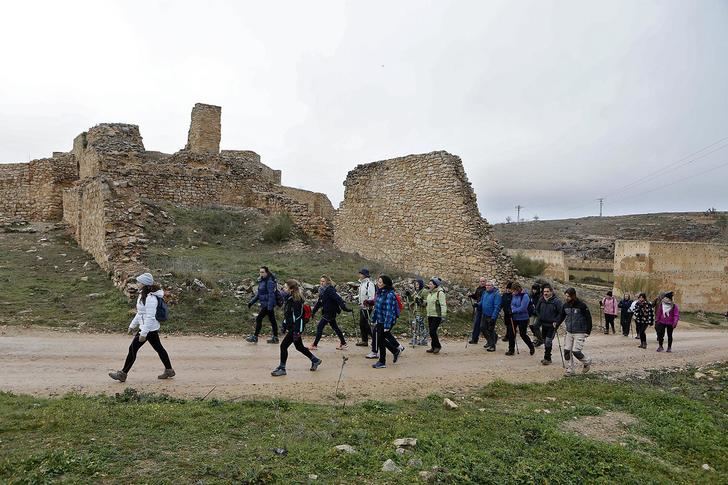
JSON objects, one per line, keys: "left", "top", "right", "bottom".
{"left": 1, "top": 325, "right": 726, "bottom": 403}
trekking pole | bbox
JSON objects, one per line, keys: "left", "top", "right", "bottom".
{"left": 555, "top": 326, "right": 565, "bottom": 368}
{"left": 511, "top": 319, "right": 520, "bottom": 355}
{"left": 349, "top": 303, "right": 359, "bottom": 343}
{"left": 406, "top": 301, "right": 415, "bottom": 348}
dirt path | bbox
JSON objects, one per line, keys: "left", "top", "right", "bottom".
{"left": 1, "top": 325, "right": 726, "bottom": 403}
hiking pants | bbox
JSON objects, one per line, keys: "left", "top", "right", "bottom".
{"left": 604, "top": 314, "right": 616, "bottom": 333}
{"left": 428, "top": 316, "right": 442, "bottom": 350}
{"left": 313, "top": 316, "right": 346, "bottom": 346}
{"left": 563, "top": 332, "right": 590, "bottom": 370}
{"left": 377, "top": 323, "right": 400, "bottom": 364}
{"left": 542, "top": 324, "right": 556, "bottom": 360}
{"left": 508, "top": 319, "right": 534, "bottom": 352}
{"left": 470, "top": 307, "right": 483, "bottom": 343}
{"left": 255, "top": 307, "right": 279, "bottom": 337}
{"left": 529, "top": 317, "right": 543, "bottom": 342}
{"left": 481, "top": 316, "right": 498, "bottom": 349}
{"left": 122, "top": 331, "right": 172, "bottom": 373}
{"left": 279, "top": 331, "right": 315, "bottom": 367}
{"left": 620, "top": 313, "right": 633, "bottom": 336}
{"left": 655, "top": 323, "right": 673, "bottom": 349}
{"left": 636, "top": 322, "right": 648, "bottom": 346}
{"left": 358, "top": 309, "right": 372, "bottom": 344}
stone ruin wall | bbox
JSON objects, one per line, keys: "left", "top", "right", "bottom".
{"left": 506, "top": 248, "right": 569, "bottom": 282}
{"left": 613, "top": 240, "right": 728, "bottom": 312}
{"left": 185, "top": 103, "right": 221, "bottom": 154}
{"left": 335, "top": 151, "right": 514, "bottom": 285}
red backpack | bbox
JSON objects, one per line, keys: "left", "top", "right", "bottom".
{"left": 394, "top": 293, "right": 404, "bottom": 315}
{"left": 302, "top": 303, "right": 312, "bottom": 324}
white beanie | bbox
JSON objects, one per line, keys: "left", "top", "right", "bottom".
{"left": 136, "top": 272, "right": 154, "bottom": 286}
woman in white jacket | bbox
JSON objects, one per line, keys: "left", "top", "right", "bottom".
{"left": 109, "top": 273, "right": 175, "bottom": 382}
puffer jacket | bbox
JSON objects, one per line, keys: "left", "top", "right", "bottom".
{"left": 426, "top": 288, "right": 447, "bottom": 318}
{"left": 312, "top": 284, "right": 349, "bottom": 319}
{"left": 283, "top": 295, "right": 305, "bottom": 334}
{"left": 129, "top": 289, "right": 165, "bottom": 337}
{"left": 249, "top": 276, "right": 277, "bottom": 311}
{"left": 480, "top": 288, "right": 502, "bottom": 320}
{"left": 511, "top": 291, "right": 530, "bottom": 321}
{"left": 558, "top": 299, "right": 593, "bottom": 335}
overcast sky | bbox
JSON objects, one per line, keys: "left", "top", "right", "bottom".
{"left": 1, "top": 0, "right": 727, "bottom": 222}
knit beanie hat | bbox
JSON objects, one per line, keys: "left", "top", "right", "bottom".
{"left": 430, "top": 277, "right": 442, "bottom": 288}
{"left": 415, "top": 278, "right": 425, "bottom": 290}
{"left": 664, "top": 291, "right": 674, "bottom": 300}
{"left": 359, "top": 268, "right": 370, "bottom": 278}
{"left": 136, "top": 272, "right": 154, "bottom": 286}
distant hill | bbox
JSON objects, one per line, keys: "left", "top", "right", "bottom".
{"left": 492, "top": 211, "right": 727, "bottom": 259}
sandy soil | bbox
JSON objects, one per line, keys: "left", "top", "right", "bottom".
{"left": 1, "top": 324, "right": 726, "bottom": 403}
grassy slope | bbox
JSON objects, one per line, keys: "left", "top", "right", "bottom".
{"left": 1, "top": 365, "right": 726, "bottom": 484}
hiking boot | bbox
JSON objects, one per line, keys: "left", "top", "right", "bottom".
{"left": 246, "top": 334, "right": 258, "bottom": 343}
{"left": 393, "top": 350, "right": 401, "bottom": 363}
{"left": 355, "top": 341, "right": 368, "bottom": 347}
{"left": 533, "top": 339, "right": 544, "bottom": 348}
{"left": 505, "top": 350, "right": 515, "bottom": 356}
{"left": 486, "top": 346, "right": 496, "bottom": 352}
{"left": 372, "top": 362, "right": 387, "bottom": 369}
{"left": 158, "top": 368, "right": 175, "bottom": 379}
{"left": 109, "top": 370, "right": 127, "bottom": 382}
{"left": 529, "top": 347, "right": 536, "bottom": 356}
{"left": 638, "top": 343, "right": 646, "bottom": 349}
{"left": 582, "top": 359, "right": 592, "bottom": 373}
{"left": 541, "top": 359, "right": 552, "bottom": 366}
{"left": 564, "top": 367, "right": 575, "bottom": 377}
{"left": 336, "top": 343, "right": 348, "bottom": 350}
{"left": 656, "top": 346, "right": 664, "bottom": 352}
{"left": 468, "top": 340, "right": 477, "bottom": 345}
{"left": 267, "top": 336, "right": 279, "bottom": 344}
{"left": 310, "top": 358, "right": 322, "bottom": 371}
{"left": 365, "top": 352, "right": 378, "bottom": 359}
{"left": 271, "top": 367, "right": 287, "bottom": 377}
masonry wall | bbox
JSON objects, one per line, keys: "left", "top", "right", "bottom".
{"left": 335, "top": 151, "right": 514, "bottom": 285}
{"left": 506, "top": 249, "right": 569, "bottom": 281}
{"left": 186, "top": 103, "right": 221, "bottom": 154}
{"left": 613, "top": 240, "right": 728, "bottom": 312}
{"left": 277, "top": 186, "right": 336, "bottom": 219}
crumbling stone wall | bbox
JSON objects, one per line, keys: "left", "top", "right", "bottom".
{"left": 613, "top": 240, "right": 728, "bottom": 312}
{"left": 221, "top": 150, "right": 281, "bottom": 184}
{"left": 506, "top": 249, "right": 569, "bottom": 281}
{"left": 185, "top": 103, "right": 221, "bottom": 154}
{"left": 335, "top": 151, "right": 514, "bottom": 285}
{"left": 278, "top": 186, "right": 336, "bottom": 219}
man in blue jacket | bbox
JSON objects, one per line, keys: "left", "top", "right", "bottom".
{"left": 479, "top": 280, "right": 502, "bottom": 352}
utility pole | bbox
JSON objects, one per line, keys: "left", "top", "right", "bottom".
{"left": 597, "top": 198, "right": 604, "bottom": 217}
{"left": 515, "top": 205, "right": 524, "bottom": 223}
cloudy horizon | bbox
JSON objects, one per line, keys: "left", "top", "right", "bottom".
{"left": 1, "top": 0, "right": 727, "bottom": 223}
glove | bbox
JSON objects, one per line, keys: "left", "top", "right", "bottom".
{"left": 138, "top": 334, "right": 147, "bottom": 343}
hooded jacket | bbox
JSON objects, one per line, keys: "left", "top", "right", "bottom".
{"left": 312, "top": 284, "right": 349, "bottom": 319}
{"left": 655, "top": 301, "right": 680, "bottom": 328}
{"left": 480, "top": 288, "right": 502, "bottom": 320}
{"left": 129, "top": 289, "right": 165, "bottom": 337}
{"left": 511, "top": 291, "right": 531, "bottom": 321}
{"left": 358, "top": 278, "right": 376, "bottom": 308}
{"left": 535, "top": 295, "right": 563, "bottom": 326}
{"left": 283, "top": 295, "right": 305, "bottom": 334}
{"left": 557, "top": 299, "right": 593, "bottom": 335}
{"left": 249, "top": 275, "right": 277, "bottom": 311}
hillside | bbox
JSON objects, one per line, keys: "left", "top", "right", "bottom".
{"left": 493, "top": 211, "right": 727, "bottom": 259}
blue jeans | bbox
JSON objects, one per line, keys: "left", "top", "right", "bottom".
{"left": 470, "top": 307, "right": 483, "bottom": 342}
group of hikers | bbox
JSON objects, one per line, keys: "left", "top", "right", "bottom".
{"left": 107, "top": 267, "right": 681, "bottom": 382}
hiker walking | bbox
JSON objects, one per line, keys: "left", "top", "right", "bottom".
{"left": 618, "top": 293, "right": 634, "bottom": 337}
{"left": 246, "top": 266, "right": 280, "bottom": 344}
{"left": 479, "top": 280, "right": 502, "bottom": 352}
{"left": 271, "top": 280, "right": 322, "bottom": 376}
{"left": 425, "top": 277, "right": 447, "bottom": 354}
{"left": 507, "top": 282, "right": 535, "bottom": 356}
{"left": 405, "top": 278, "right": 429, "bottom": 347}
{"left": 655, "top": 291, "right": 679, "bottom": 353}
{"left": 556, "top": 288, "right": 593, "bottom": 376}
{"left": 371, "top": 275, "right": 403, "bottom": 368}
{"left": 633, "top": 292, "right": 654, "bottom": 349}
{"left": 600, "top": 291, "right": 618, "bottom": 334}
{"left": 310, "top": 275, "right": 351, "bottom": 350}
{"left": 529, "top": 283, "right": 544, "bottom": 346}
{"left": 109, "top": 273, "right": 175, "bottom": 382}
{"left": 536, "top": 284, "right": 563, "bottom": 366}
{"left": 355, "top": 269, "right": 377, "bottom": 355}
{"left": 468, "top": 277, "right": 488, "bottom": 345}
{"left": 500, "top": 281, "right": 514, "bottom": 344}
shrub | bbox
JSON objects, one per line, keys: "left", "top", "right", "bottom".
{"left": 262, "top": 214, "right": 293, "bottom": 243}
{"left": 511, "top": 253, "right": 547, "bottom": 278}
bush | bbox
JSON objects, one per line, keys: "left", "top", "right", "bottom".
{"left": 511, "top": 253, "right": 547, "bottom": 278}
{"left": 262, "top": 214, "right": 293, "bottom": 243}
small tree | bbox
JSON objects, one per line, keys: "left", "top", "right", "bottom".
{"left": 533, "top": 215, "right": 540, "bottom": 221}
{"left": 505, "top": 216, "right": 512, "bottom": 224}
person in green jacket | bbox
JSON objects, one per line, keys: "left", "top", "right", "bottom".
{"left": 425, "top": 277, "right": 447, "bottom": 354}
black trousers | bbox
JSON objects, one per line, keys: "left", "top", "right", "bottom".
{"left": 123, "top": 331, "right": 172, "bottom": 373}
{"left": 255, "top": 307, "right": 279, "bottom": 337}
{"left": 636, "top": 322, "right": 648, "bottom": 345}
{"left": 620, "top": 313, "right": 633, "bottom": 336}
{"left": 313, "top": 316, "right": 346, "bottom": 346}
{"left": 279, "top": 331, "right": 315, "bottom": 367}
{"left": 428, "top": 316, "right": 442, "bottom": 349}
{"left": 507, "top": 319, "right": 534, "bottom": 352}
{"left": 542, "top": 324, "right": 556, "bottom": 360}
{"left": 655, "top": 323, "right": 674, "bottom": 349}
{"left": 377, "top": 324, "right": 400, "bottom": 364}
{"left": 604, "top": 314, "right": 616, "bottom": 333}
{"left": 359, "top": 309, "right": 372, "bottom": 343}
{"left": 481, "top": 316, "right": 498, "bottom": 348}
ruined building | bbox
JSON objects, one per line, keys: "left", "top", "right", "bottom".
{"left": 0, "top": 103, "right": 335, "bottom": 290}
{"left": 334, "top": 151, "right": 515, "bottom": 285}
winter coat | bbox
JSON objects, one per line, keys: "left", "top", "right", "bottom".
{"left": 618, "top": 298, "right": 633, "bottom": 319}
{"left": 655, "top": 302, "right": 680, "bottom": 328}
{"left": 535, "top": 295, "right": 563, "bottom": 326}
{"left": 426, "top": 288, "right": 447, "bottom": 318}
{"left": 312, "top": 284, "right": 349, "bottom": 320}
{"left": 358, "top": 278, "right": 376, "bottom": 308}
{"left": 633, "top": 300, "right": 654, "bottom": 328}
{"left": 249, "top": 276, "right": 277, "bottom": 311}
{"left": 511, "top": 291, "right": 530, "bottom": 321}
{"left": 558, "top": 299, "right": 593, "bottom": 335}
{"left": 480, "top": 288, "right": 502, "bottom": 320}
{"left": 373, "top": 288, "right": 398, "bottom": 330}
{"left": 501, "top": 291, "right": 513, "bottom": 317}
{"left": 283, "top": 295, "right": 305, "bottom": 334}
{"left": 602, "top": 296, "right": 618, "bottom": 316}
{"left": 129, "top": 289, "right": 165, "bottom": 337}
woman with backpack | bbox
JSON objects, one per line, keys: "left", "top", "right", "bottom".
{"left": 371, "top": 274, "right": 403, "bottom": 368}
{"left": 246, "top": 266, "right": 280, "bottom": 344}
{"left": 425, "top": 277, "right": 447, "bottom": 354}
{"left": 271, "top": 280, "right": 322, "bottom": 376}
{"left": 310, "top": 275, "right": 351, "bottom": 350}
{"left": 655, "top": 291, "right": 679, "bottom": 352}
{"left": 109, "top": 273, "right": 175, "bottom": 382}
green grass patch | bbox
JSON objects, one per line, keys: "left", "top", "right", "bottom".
{"left": 1, "top": 365, "right": 726, "bottom": 483}
{"left": 512, "top": 252, "right": 547, "bottom": 278}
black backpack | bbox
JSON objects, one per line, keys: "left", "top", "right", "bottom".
{"left": 154, "top": 295, "right": 169, "bottom": 322}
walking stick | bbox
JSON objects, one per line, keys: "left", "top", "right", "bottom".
{"left": 406, "top": 300, "right": 416, "bottom": 348}
{"left": 349, "top": 303, "right": 359, "bottom": 343}
{"left": 555, "top": 326, "right": 565, "bottom": 368}
{"left": 511, "top": 319, "right": 520, "bottom": 355}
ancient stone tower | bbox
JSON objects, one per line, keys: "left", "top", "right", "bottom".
{"left": 185, "top": 103, "right": 221, "bottom": 154}
{"left": 334, "top": 151, "right": 514, "bottom": 285}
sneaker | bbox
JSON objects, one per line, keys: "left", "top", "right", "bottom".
{"left": 310, "top": 358, "right": 322, "bottom": 371}
{"left": 564, "top": 367, "right": 575, "bottom": 377}
{"left": 486, "top": 346, "right": 496, "bottom": 352}
{"left": 432, "top": 347, "right": 441, "bottom": 354}
{"left": 540, "top": 359, "right": 552, "bottom": 366}
{"left": 656, "top": 346, "right": 664, "bottom": 352}
{"left": 666, "top": 348, "right": 672, "bottom": 353}
{"left": 355, "top": 341, "right": 368, "bottom": 347}
{"left": 365, "top": 352, "right": 378, "bottom": 359}
{"left": 468, "top": 340, "right": 477, "bottom": 345}
{"left": 157, "top": 368, "right": 175, "bottom": 379}
{"left": 271, "top": 367, "right": 287, "bottom": 377}
{"left": 582, "top": 359, "right": 592, "bottom": 373}
{"left": 308, "top": 345, "right": 319, "bottom": 351}
{"left": 246, "top": 335, "right": 258, "bottom": 343}
{"left": 505, "top": 350, "right": 515, "bottom": 356}
{"left": 393, "top": 350, "right": 401, "bottom": 363}
{"left": 372, "top": 362, "right": 387, "bottom": 369}
{"left": 336, "top": 343, "right": 348, "bottom": 350}
{"left": 109, "top": 370, "right": 127, "bottom": 382}
{"left": 267, "top": 336, "right": 279, "bottom": 344}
